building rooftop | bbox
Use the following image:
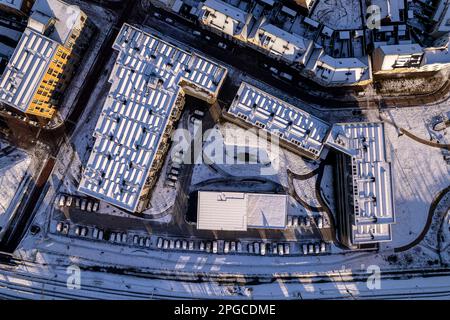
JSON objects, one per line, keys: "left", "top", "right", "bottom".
{"left": 196, "top": 191, "right": 287, "bottom": 231}
{"left": 78, "top": 24, "right": 227, "bottom": 212}
{"left": 249, "top": 18, "right": 312, "bottom": 63}
{"left": 325, "top": 122, "right": 395, "bottom": 244}
{"left": 199, "top": 0, "right": 251, "bottom": 38}
{"left": 28, "top": 0, "right": 83, "bottom": 44}
{"left": 227, "top": 82, "right": 331, "bottom": 158}
{"left": 378, "top": 43, "right": 423, "bottom": 56}
{"left": 0, "top": 28, "right": 57, "bottom": 112}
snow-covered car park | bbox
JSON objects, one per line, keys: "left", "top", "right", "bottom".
{"left": 53, "top": 217, "right": 330, "bottom": 256}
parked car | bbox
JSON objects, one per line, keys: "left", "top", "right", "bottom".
{"left": 56, "top": 222, "right": 64, "bottom": 233}
{"left": 217, "top": 42, "right": 227, "bottom": 49}
{"left": 194, "top": 109, "right": 205, "bottom": 117}
{"left": 62, "top": 223, "right": 69, "bottom": 235}
{"left": 284, "top": 243, "right": 290, "bottom": 255}
{"left": 212, "top": 241, "right": 218, "bottom": 254}
{"left": 260, "top": 243, "right": 266, "bottom": 256}
{"left": 199, "top": 241, "right": 205, "bottom": 251}
{"left": 314, "top": 243, "right": 320, "bottom": 254}
{"left": 188, "top": 240, "right": 194, "bottom": 251}
{"left": 175, "top": 240, "right": 181, "bottom": 249}
{"left": 287, "top": 216, "right": 293, "bottom": 227}
{"left": 153, "top": 12, "right": 161, "bottom": 18}
{"left": 121, "top": 233, "right": 127, "bottom": 243}
{"left": 182, "top": 240, "right": 188, "bottom": 250}
{"left": 157, "top": 237, "right": 163, "bottom": 249}
{"left": 75, "top": 198, "right": 81, "bottom": 208}
{"left": 205, "top": 241, "right": 212, "bottom": 253}
{"left": 98, "top": 230, "right": 104, "bottom": 240}
{"left": 93, "top": 227, "right": 99, "bottom": 239}
{"left": 86, "top": 201, "right": 93, "bottom": 212}
{"left": 316, "top": 216, "right": 323, "bottom": 228}
{"left": 165, "top": 18, "right": 173, "bottom": 23}
{"left": 305, "top": 217, "right": 311, "bottom": 227}
{"left": 110, "top": 232, "right": 116, "bottom": 242}
{"left": 169, "top": 239, "right": 175, "bottom": 249}
{"left": 163, "top": 239, "right": 169, "bottom": 249}
{"left": 192, "top": 30, "right": 201, "bottom": 36}
{"left": 81, "top": 227, "right": 87, "bottom": 237}
{"left": 76, "top": 226, "right": 85, "bottom": 236}
{"left": 236, "top": 241, "right": 242, "bottom": 253}
{"left": 230, "top": 241, "right": 236, "bottom": 252}
{"left": 80, "top": 199, "right": 87, "bottom": 211}
{"left": 320, "top": 242, "right": 326, "bottom": 253}
{"left": 65, "top": 196, "right": 73, "bottom": 207}
{"left": 145, "top": 238, "right": 151, "bottom": 248}
{"left": 308, "top": 244, "right": 314, "bottom": 254}
{"left": 272, "top": 243, "right": 278, "bottom": 255}
{"left": 133, "top": 235, "right": 139, "bottom": 245}
{"left": 92, "top": 202, "right": 99, "bottom": 212}
{"left": 58, "top": 195, "right": 66, "bottom": 207}
{"left": 302, "top": 244, "right": 308, "bottom": 255}
{"left": 293, "top": 216, "right": 299, "bottom": 227}
{"left": 269, "top": 66, "right": 278, "bottom": 74}
{"left": 166, "top": 181, "right": 176, "bottom": 188}
{"left": 224, "top": 241, "right": 230, "bottom": 254}
{"left": 278, "top": 244, "right": 284, "bottom": 256}
{"left": 253, "top": 242, "right": 260, "bottom": 255}
{"left": 248, "top": 243, "right": 254, "bottom": 254}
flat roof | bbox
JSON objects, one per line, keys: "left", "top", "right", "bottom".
{"left": 196, "top": 191, "right": 287, "bottom": 231}
{"left": 78, "top": 24, "right": 227, "bottom": 212}
{"left": 227, "top": 82, "right": 331, "bottom": 158}
{"left": 325, "top": 122, "right": 395, "bottom": 244}
{"left": 0, "top": 28, "right": 57, "bottom": 112}
{"left": 378, "top": 43, "right": 423, "bottom": 56}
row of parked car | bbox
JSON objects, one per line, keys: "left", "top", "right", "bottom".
{"left": 287, "top": 215, "right": 325, "bottom": 229}
{"left": 248, "top": 242, "right": 291, "bottom": 256}
{"left": 58, "top": 194, "right": 99, "bottom": 212}
{"left": 302, "top": 242, "right": 327, "bottom": 255}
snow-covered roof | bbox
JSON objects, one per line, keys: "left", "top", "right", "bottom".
{"left": 227, "top": 82, "right": 331, "bottom": 159}
{"left": 325, "top": 122, "right": 395, "bottom": 244}
{"left": 78, "top": 24, "right": 227, "bottom": 212}
{"left": 378, "top": 43, "right": 423, "bottom": 56}
{"left": 249, "top": 19, "right": 313, "bottom": 63}
{"left": 199, "top": 0, "right": 251, "bottom": 38}
{"left": 0, "top": 28, "right": 57, "bottom": 112}
{"left": 28, "top": 0, "right": 83, "bottom": 44}
{"left": 371, "top": 0, "right": 404, "bottom": 22}
{"left": 306, "top": 49, "right": 371, "bottom": 85}
{"left": 196, "top": 191, "right": 287, "bottom": 231}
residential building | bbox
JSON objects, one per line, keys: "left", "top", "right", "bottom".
{"left": 293, "top": 0, "right": 316, "bottom": 12}
{"left": 225, "top": 82, "right": 331, "bottom": 160}
{"left": 326, "top": 122, "right": 395, "bottom": 248}
{"left": 431, "top": 0, "right": 450, "bottom": 37}
{"left": 78, "top": 24, "right": 227, "bottom": 213}
{"left": 198, "top": 0, "right": 254, "bottom": 42}
{"left": 247, "top": 17, "right": 314, "bottom": 66}
{"left": 197, "top": 191, "right": 287, "bottom": 231}
{"left": 0, "top": 0, "right": 94, "bottom": 123}
{"left": 372, "top": 43, "right": 424, "bottom": 73}
{"left": 305, "top": 48, "right": 372, "bottom": 86}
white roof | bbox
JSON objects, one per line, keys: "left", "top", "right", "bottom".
{"left": 200, "top": 0, "right": 250, "bottom": 38}
{"left": 371, "top": 0, "right": 404, "bottom": 22}
{"left": 325, "top": 122, "right": 395, "bottom": 244}
{"left": 0, "top": 28, "right": 57, "bottom": 112}
{"left": 0, "top": 0, "right": 22, "bottom": 10}
{"left": 228, "top": 82, "right": 331, "bottom": 158}
{"left": 196, "top": 191, "right": 287, "bottom": 231}
{"left": 250, "top": 20, "right": 312, "bottom": 63}
{"left": 29, "top": 0, "right": 83, "bottom": 44}
{"left": 378, "top": 43, "right": 423, "bottom": 56}
{"left": 78, "top": 24, "right": 227, "bottom": 212}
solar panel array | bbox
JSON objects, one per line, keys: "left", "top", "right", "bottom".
{"left": 78, "top": 24, "right": 227, "bottom": 212}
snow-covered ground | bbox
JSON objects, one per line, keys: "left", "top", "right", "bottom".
{"left": 0, "top": 139, "right": 31, "bottom": 239}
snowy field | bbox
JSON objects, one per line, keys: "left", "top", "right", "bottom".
{"left": 0, "top": 139, "right": 31, "bottom": 236}
{"left": 310, "top": 0, "right": 363, "bottom": 30}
